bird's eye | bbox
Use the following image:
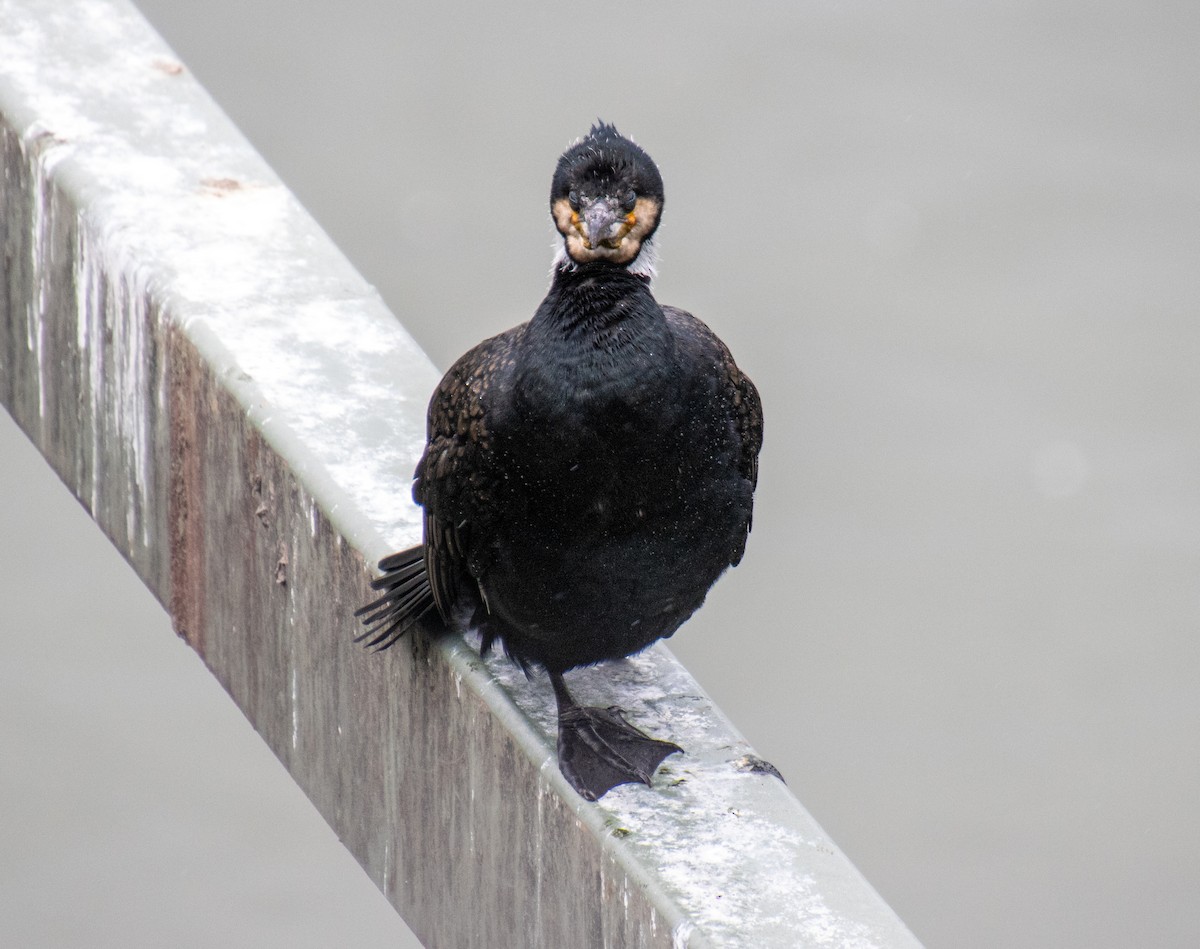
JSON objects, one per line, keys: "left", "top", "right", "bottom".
{"left": 622, "top": 190, "right": 637, "bottom": 212}
{"left": 568, "top": 190, "right": 580, "bottom": 210}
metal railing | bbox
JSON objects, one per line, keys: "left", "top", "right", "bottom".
{"left": 0, "top": 1, "right": 922, "bottom": 945}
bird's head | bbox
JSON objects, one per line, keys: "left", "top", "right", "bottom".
{"left": 550, "top": 122, "right": 664, "bottom": 274}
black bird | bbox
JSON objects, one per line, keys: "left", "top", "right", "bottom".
{"left": 356, "top": 123, "right": 763, "bottom": 800}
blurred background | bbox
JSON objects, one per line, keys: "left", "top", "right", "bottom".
{"left": 2, "top": 1, "right": 1198, "bottom": 946}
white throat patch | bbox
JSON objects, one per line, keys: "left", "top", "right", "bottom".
{"left": 550, "top": 237, "right": 659, "bottom": 282}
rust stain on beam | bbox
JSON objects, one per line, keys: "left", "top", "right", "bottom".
{"left": 167, "top": 327, "right": 205, "bottom": 653}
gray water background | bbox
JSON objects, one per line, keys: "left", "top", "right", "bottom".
{"left": 2, "top": 1, "right": 1197, "bottom": 946}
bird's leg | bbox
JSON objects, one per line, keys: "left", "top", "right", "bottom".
{"left": 550, "top": 671, "right": 682, "bottom": 801}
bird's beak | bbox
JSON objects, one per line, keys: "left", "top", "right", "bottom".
{"left": 580, "top": 199, "right": 623, "bottom": 249}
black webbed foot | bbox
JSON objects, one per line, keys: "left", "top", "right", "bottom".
{"left": 551, "top": 674, "right": 682, "bottom": 801}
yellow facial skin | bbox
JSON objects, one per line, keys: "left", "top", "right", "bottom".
{"left": 552, "top": 196, "right": 661, "bottom": 266}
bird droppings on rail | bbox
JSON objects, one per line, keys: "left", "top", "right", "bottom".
{"left": 290, "top": 664, "right": 300, "bottom": 751}
{"left": 52, "top": 160, "right": 158, "bottom": 551}
{"left": 27, "top": 144, "right": 55, "bottom": 422}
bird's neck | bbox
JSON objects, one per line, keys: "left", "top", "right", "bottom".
{"left": 514, "top": 259, "right": 678, "bottom": 442}
{"left": 538, "top": 261, "right": 659, "bottom": 341}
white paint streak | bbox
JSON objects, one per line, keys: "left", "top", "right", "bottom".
{"left": 23, "top": 123, "right": 73, "bottom": 425}
{"left": 291, "top": 664, "right": 299, "bottom": 752}
{"left": 468, "top": 784, "right": 476, "bottom": 857}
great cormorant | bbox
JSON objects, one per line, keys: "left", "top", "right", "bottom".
{"left": 356, "top": 122, "right": 763, "bottom": 800}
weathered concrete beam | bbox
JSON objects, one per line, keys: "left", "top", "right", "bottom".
{"left": 0, "top": 1, "right": 922, "bottom": 946}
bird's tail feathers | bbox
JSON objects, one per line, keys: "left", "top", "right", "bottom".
{"left": 353, "top": 546, "right": 435, "bottom": 650}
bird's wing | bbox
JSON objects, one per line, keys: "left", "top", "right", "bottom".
{"left": 730, "top": 354, "right": 763, "bottom": 495}
{"left": 662, "top": 304, "right": 763, "bottom": 545}
{"left": 414, "top": 327, "right": 521, "bottom": 621}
